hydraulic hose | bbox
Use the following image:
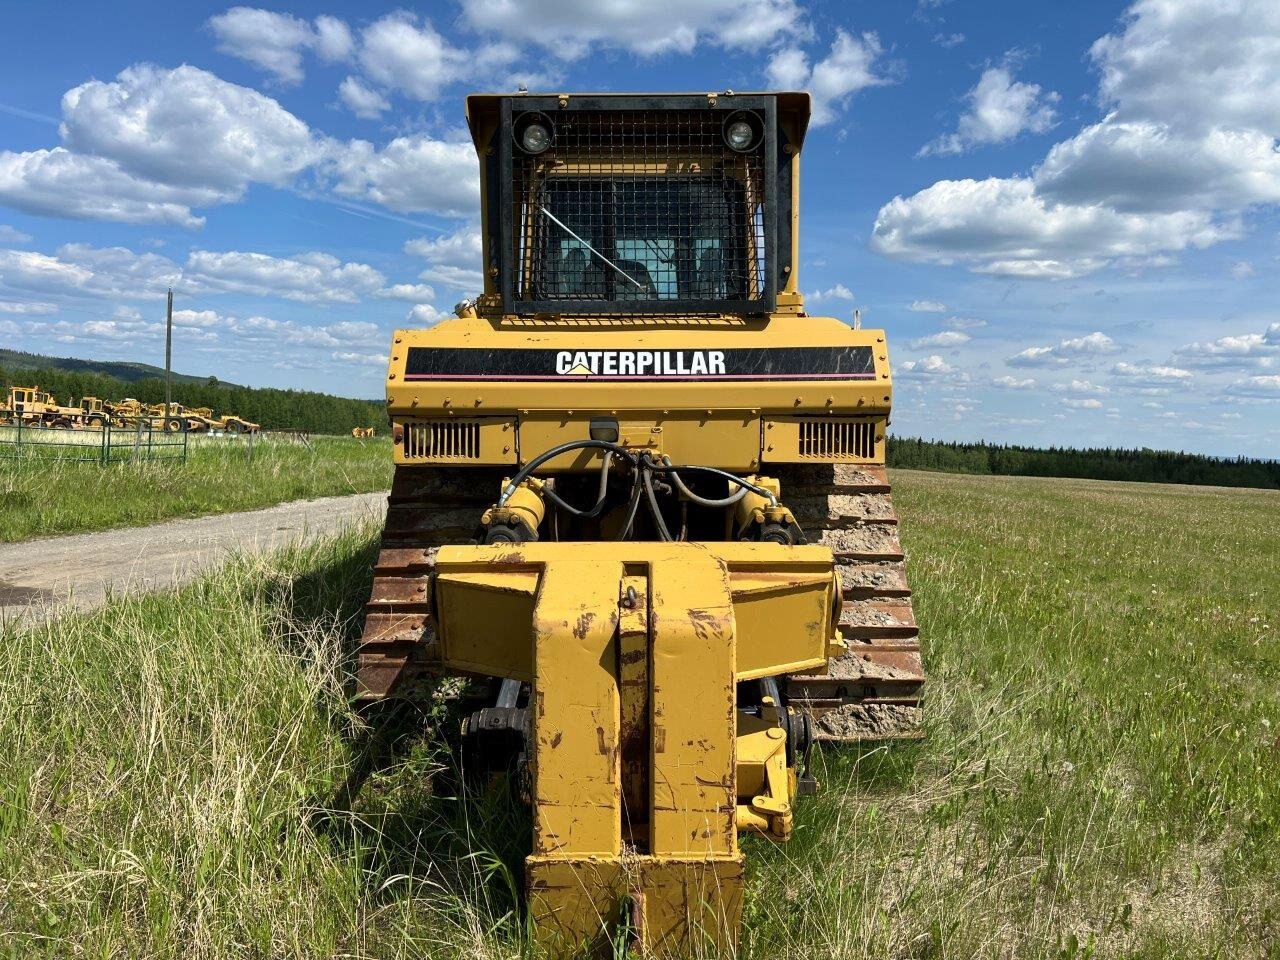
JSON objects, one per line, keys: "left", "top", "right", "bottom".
{"left": 647, "top": 456, "right": 778, "bottom": 506}
{"left": 659, "top": 455, "right": 753, "bottom": 508}
{"left": 497, "top": 439, "right": 636, "bottom": 505}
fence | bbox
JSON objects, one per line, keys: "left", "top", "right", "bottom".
{"left": 0, "top": 418, "right": 189, "bottom": 464}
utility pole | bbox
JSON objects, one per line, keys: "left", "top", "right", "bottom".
{"left": 165, "top": 287, "right": 173, "bottom": 416}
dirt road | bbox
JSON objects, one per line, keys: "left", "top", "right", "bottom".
{"left": 0, "top": 491, "right": 387, "bottom": 622}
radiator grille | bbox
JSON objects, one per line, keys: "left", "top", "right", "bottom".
{"left": 797, "top": 419, "right": 878, "bottom": 460}
{"left": 403, "top": 421, "right": 481, "bottom": 460}
{"left": 510, "top": 108, "right": 768, "bottom": 313}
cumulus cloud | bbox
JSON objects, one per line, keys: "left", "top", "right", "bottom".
{"left": 1225, "top": 375, "right": 1280, "bottom": 399}
{"left": 0, "top": 299, "right": 56, "bottom": 315}
{"left": 874, "top": 0, "right": 1280, "bottom": 277}
{"left": 356, "top": 12, "right": 468, "bottom": 101}
{"left": 1062, "top": 397, "right": 1103, "bottom": 409}
{"left": 898, "top": 354, "right": 968, "bottom": 382}
{"left": 338, "top": 76, "right": 390, "bottom": 119}
{"left": 183, "top": 249, "right": 387, "bottom": 304}
{"left": 909, "top": 299, "right": 946, "bottom": 312}
{"left": 0, "top": 244, "right": 181, "bottom": 300}
{"left": 326, "top": 135, "right": 478, "bottom": 217}
{"left": 0, "top": 149, "right": 219, "bottom": 228}
{"left": 405, "top": 225, "right": 485, "bottom": 291}
{"left": 872, "top": 176, "right": 1229, "bottom": 279}
{"left": 1051, "top": 378, "right": 1110, "bottom": 395}
{"left": 0, "top": 225, "right": 32, "bottom": 244}
{"left": 1172, "top": 323, "right": 1280, "bottom": 370}
{"left": 908, "top": 330, "right": 970, "bottom": 349}
{"left": 943, "top": 316, "right": 987, "bottom": 330}
{"left": 62, "top": 65, "right": 320, "bottom": 193}
{"left": 462, "top": 0, "right": 804, "bottom": 58}
{"left": 920, "top": 63, "right": 1058, "bottom": 156}
{"left": 408, "top": 303, "right": 447, "bottom": 325}
{"left": 766, "top": 30, "right": 894, "bottom": 125}
{"left": 993, "top": 375, "right": 1035, "bottom": 389}
{"left": 208, "top": 9, "right": 354, "bottom": 83}
{"left": 1111, "top": 361, "right": 1194, "bottom": 383}
{"left": 1008, "top": 331, "right": 1120, "bottom": 367}
{"left": 810, "top": 283, "right": 854, "bottom": 301}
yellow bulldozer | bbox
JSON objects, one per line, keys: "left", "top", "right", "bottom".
{"left": 2, "top": 385, "right": 83, "bottom": 427}
{"left": 354, "top": 91, "right": 923, "bottom": 955}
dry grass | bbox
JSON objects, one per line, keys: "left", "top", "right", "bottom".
{"left": 1, "top": 470, "right": 1276, "bottom": 958}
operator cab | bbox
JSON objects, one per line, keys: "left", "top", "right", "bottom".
{"left": 467, "top": 93, "right": 809, "bottom": 317}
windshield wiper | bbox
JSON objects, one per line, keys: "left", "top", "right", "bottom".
{"left": 536, "top": 206, "right": 645, "bottom": 290}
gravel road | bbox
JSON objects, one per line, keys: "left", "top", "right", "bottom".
{"left": 0, "top": 491, "right": 387, "bottom": 622}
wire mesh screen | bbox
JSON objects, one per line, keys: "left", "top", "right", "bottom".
{"left": 509, "top": 109, "right": 770, "bottom": 313}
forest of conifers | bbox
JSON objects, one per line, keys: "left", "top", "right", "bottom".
{"left": 886, "top": 436, "right": 1280, "bottom": 489}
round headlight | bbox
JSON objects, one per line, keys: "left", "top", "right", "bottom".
{"left": 521, "top": 122, "right": 552, "bottom": 154}
{"left": 725, "top": 120, "right": 755, "bottom": 151}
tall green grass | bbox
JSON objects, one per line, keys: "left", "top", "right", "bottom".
{"left": 0, "top": 471, "right": 1276, "bottom": 957}
{"left": 0, "top": 435, "right": 392, "bottom": 543}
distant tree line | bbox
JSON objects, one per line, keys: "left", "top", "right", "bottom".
{"left": 887, "top": 436, "right": 1280, "bottom": 490}
{"left": 1, "top": 365, "right": 385, "bottom": 434}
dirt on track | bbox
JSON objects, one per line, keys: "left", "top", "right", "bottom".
{"left": 0, "top": 491, "right": 387, "bottom": 622}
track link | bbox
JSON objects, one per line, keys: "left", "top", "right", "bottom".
{"left": 776, "top": 464, "right": 925, "bottom": 742}
{"left": 355, "top": 466, "right": 506, "bottom": 703}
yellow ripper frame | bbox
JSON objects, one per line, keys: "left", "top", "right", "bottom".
{"left": 430, "top": 541, "right": 840, "bottom": 954}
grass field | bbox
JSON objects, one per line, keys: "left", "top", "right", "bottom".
{"left": 1, "top": 470, "right": 1276, "bottom": 958}
{"left": 0, "top": 434, "right": 392, "bottom": 543}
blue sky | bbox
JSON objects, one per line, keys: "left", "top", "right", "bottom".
{"left": 0, "top": 0, "right": 1277, "bottom": 457}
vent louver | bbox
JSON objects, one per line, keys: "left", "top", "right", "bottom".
{"left": 403, "top": 420, "right": 482, "bottom": 460}
{"left": 797, "top": 419, "right": 877, "bottom": 460}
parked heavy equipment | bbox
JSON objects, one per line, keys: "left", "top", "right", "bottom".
{"left": 354, "top": 91, "right": 924, "bottom": 955}
{"left": 2, "top": 385, "right": 83, "bottom": 427}
{"left": 352, "top": 426, "right": 376, "bottom": 438}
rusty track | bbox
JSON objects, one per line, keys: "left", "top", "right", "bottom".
{"left": 777, "top": 464, "right": 925, "bottom": 742}
{"left": 354, "top": 465, "right": 506, "bottom": 703}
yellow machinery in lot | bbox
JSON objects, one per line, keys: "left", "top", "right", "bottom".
{"left": 2, "top": 385, "right": 85, "bottom": 427}
{"left": 354, "top": 91, "right": 923, "bottom": 955}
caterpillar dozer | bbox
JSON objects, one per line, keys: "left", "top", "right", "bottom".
{"left": 354, "top": 92, "right": 924, "bottom": 955}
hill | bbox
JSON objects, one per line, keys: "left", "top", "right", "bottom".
{"left": 0, "top": 349, "right": 228, "bottom": 387}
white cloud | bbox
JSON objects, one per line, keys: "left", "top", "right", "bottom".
{"left": 1111, "top": 361, "right": 1193, "bottom": 382}
{"left": 0, "top": 299, "right": 56, "bottom": 315}
{"left": 0, "top": 244, "right": 181, "bottom": 300}
{"left": 993, "top": 375, "right": 1035, "bottom": 389}
{"left": 0, "top": 225, "right": 31, "bottom": 244}
{"left": 920, "top": 64, "right": 1058, "bottom": 156}
{"left": 326, "top": 135, "right": 478, "bottom": 217}
{"left": 1051, "top": 378, "right": 1110, "bottom": 395}
{"left": 766, "top": 30, "right": 893, "bottom": 126}
{"left": 898, "top": 354, "right": 968, "bottom": 382}
{"left": 313, "top": 15, "right": 354, "bottom": 62}
{"left": 183, "top": 249, "right": 385, "bottom": 304}
{"left": 338, "top": 76, "right": 390, "bottom": 119}
{"left": 0, "top": 149, "right": 217, "bottom": 228}
{"left": 1062, "top": 397, "right": 1103, "bottom": 409}
{"left": 874, "top": 0, "right": 1280, "bottom": 277}
{"left": 405, "top": 225, "right": 485, "bottom": 291}
{"left": 377, "top": 282, "right": 437, "bottom": 302}
{"left": 1231, "top": 260, "right": 1255, "bottom": 279}
{"left": 1226, "top": 374, "right": 1280, "bottom": 398}
{"left": 1172, "top": 323, "right": 1280, "bottom": 370}
{"left": 408, "top": 303, "right": 447, "bottom": 325}
{"left": 1008, "top": 331, "right": 1120, "bottom": 367}
{"left": 462, "top": 0, "right": 804, "bottom": 58}
{"left": 356, "top": 12, "right": 467, "bottom": 101}
{"left": 208, "top": 7, "right": 317, "bottom": 83}
{"left": 908, "top": 299, "right": 947, "bottom": 312}
{"left": 933, "top": 33, "right": 965, "bottom": 48}
{"left": 208, "top": 9, "right": 354, "bottom": 83}
{"left": 909, "top": 330, "right": 970, "bottom": 349}
{"left": 872, "top": 176, "right": 1229, "bottom": 279}
{"left": 810, "top": 283, "right": 854, "bottom": 301}
{"left": 943, "top": 316, "right": 987, "bottom": 329}
{"left": 62, "top": 65, "right": 319, "bottom": 194}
